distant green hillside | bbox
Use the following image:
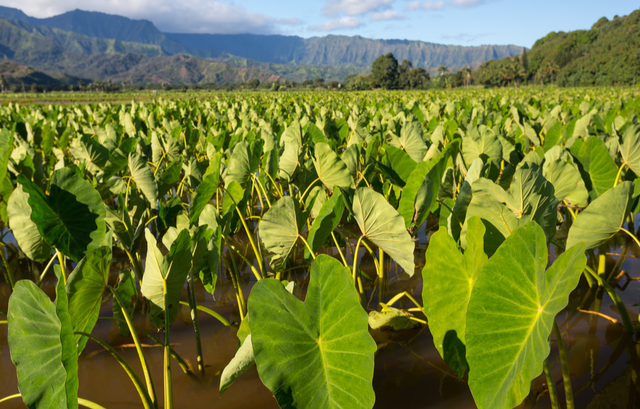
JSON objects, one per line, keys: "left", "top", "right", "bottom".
{"left": 477, "top": 8, "right": 640, "bottom": 87}
{"left": 0, "top": 6, "right": 185, "bottom": 54}
{"left": 0, "top": 6, "right": 522, "bottom": 78}
{"left": 526, "top": 9, "right": 640, "bottom": 86}
{"left": 168, "top": 33, "right": 523, "bottom": 70}
{"left": 0, "top": 18, "right": 280, "bottom": 85}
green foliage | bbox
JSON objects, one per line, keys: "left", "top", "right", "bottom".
{"left": 8, "top": 279, "right": 79, "bottom": 409}
{"left": 248, "top": 255, "right": 376, "bottom": 409}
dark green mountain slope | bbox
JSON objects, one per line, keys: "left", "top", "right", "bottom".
{"left": 0, "top": 6, "right": 185, "bottom": 54}
{"left": 167, "top": 33, "right": 523, "bottom": 69}
{"left": 0, "top": 18, "right": 279, "bottom": 85}
{"left": 0, "top": 6, "right": 521, "bottom": 71}
{"left": 525, "top": 9, "right": 640, "bottom": 85}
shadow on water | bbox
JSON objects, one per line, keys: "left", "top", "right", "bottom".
{"left": 1, "top": 226, "right": 640, "bottom": 408}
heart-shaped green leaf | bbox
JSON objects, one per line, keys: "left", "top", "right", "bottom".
{"left": 65, "top": 246, "right": 112, "bottom": 355}
{"left": 128, "top": 153, "right": 158, "bottom": 206}
{"left": 258, "top": 196, "right": 302, "bottom": 270}
{"left": 141, "top": 229, "right": 192, "bottom": 328}
{"left": 423, "top": 217, "right": 488, "bottom": 378}
{"left": 17, "top": 168, "right": 106, "bottom": 262}
{"left": 313, "top": 142, "right": 353, "bottom": 190}
{"left": 566, "top": 181, "right": 635, "bottom": 250}
{"left": 249, "top": 255, "right": 376, "bottom": 409}
{"left": 353, "top": 187, "right": 415, "bottom": 276}
{"left": 8, "top": 278, "right": 79, "bottom": 409}
{"left": 7, "top": 185, "right": 52, "bottom": 262}
{"left": 466, "top": 222, "right": 587, "bottom": 409}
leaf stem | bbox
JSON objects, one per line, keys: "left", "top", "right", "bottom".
{"left": 298, "top": 234, "right": 316, "bottom": 260}
{"left": 584, "top": 265, "right": 634, "bottom": 333}
{"left": 620, "top": 227, "right": 640, "bottom": 252}
{"left": 179, "top": 301, "right": 230, "bottom": 326}
{"left": 75, "top": 332, "right": 155, "bottom": 409}
{"left": 614, "top": 163, "right": 627, "bottom": 186}
{"left": 57, "top": 251, "right": 67, "bottom": 286}
{"left": 331, "top": 232, "right": 348, "bottom": 267}
{"left": 108, "top": 286, "right": 158, "bottom": 407}
{"left": 163, "top": 281, "right": 173, "bottom": 409}
{"left": 543, "top": 359, "right": 559, "bottom": 409}
{"left": 553, "top": 321, "right": 574, "bottom": 409}
{"left": 299, "top": 178, "right": 321, "bottom": 202}
{"left": 0, "top": 245, "right": 14, "bottom": 292}
{"left": 186, "top": 274, "right": 204, "bottom": 375}
{"left": 36, "top": 251, "right": 59, "bottom": 287}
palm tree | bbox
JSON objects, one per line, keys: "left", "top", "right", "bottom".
{"left": 461, "top": 67, "right": 472, "bottom": 87}
{"left": 437, "top": 65, "right": 449, "bottom": 77}
{"left": 542, "top": 61, "right": 559, "bottom": 85}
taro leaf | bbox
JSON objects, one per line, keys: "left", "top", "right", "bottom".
{"left": 388, "top": 121, "right": 427, "bottom": 162}
{"left": 543, "top": 158, "right": 589, "bottom": 207}
{"left": 198, "top": 205, "right": 221, "bottom": 295}
{"left": 128, "top": 153, "right": 158, "bottom": 206}
{"left": 379, "top": 145, "right": 416, "bottom": 187}
{"left": 342, "top": 144, "right": 360, "bottom": 177}
{"left": 464, "top": 162, "right": 557, "bottom": 256}
{"left": 313, "top": 142, "right": 353, "bottom": 190}
{"left": 8, "top": 279, "right": 79, "bottom": 409}
{"left": 0, "top": 128, "right": 14, "bottom": 182}
{"left": 141, "top": 229, "right": 192, "bottom": 328}
{"left": 224, "top": 140, "right": 253, "bottom": 187}
{"left": 7, "top": 185, "right": 52, "bottom": 262}
{"left": 17, "top": 168, "right": 106, "bottom": 262}
{"left": 423, "top": 217, "right": 487, "bottom": 378}
{"left": 258, "top": 196, "right": 302, "bottom": 271}
{"left": 306, "top": 190, "right": 345, "bottom": 257}
{"left": 279, "top": 121, "right": 303, "bottom": 181}
{"left": 189, "top": 153, "right": 221, "bottom": 224}
{"left": 71, "top": 135, "right": 109, "bottom": 172}
{"left": 112, "top": 269, "right": 137, "bottom": 337}
{"left": 397, "top": 156, "right": 439, "bottom": 229}
{"left": 449, "top": 158, "right": 485, "bottom": 242}
{"left": 566, "top": 181, "right": 635, "bottom": 250}
{"left": 466, "top": 222, "right": 587, "bottom": 409}
{"left": 368, "top": 307, "right": 421, "bottom": 331}
{"left": 219, "top": 334, "right": 255, "bottom": 395}
{"left": 0, "top": 173, "right": 12, "bottom": 224}
{"left": 461, "top": 126, "right": 502, "bottom": 167}
{"left": 249, "top": 255, "right": 376, "bottom": 409}
{"left": 65, "top": 246, "right": 112, "bottom": 355}
{"left": 157, "top": 158, "right": 182, "bottom": 197}
{"left": 571, "top": 137, "right": 617, "bottom": 200}
{"left": 543, "top": 121, "right": 563, "bottom": 152}
{"left": 620, "top": 124, "right": 640, "bottom": 176}
{"left": 353, "top": 187, "right": 415, "bottom": 276}
{"left": 304, "top": 185, "right": 326, "bottom": 221}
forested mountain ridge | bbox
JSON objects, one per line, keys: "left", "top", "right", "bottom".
{"left": 477, "top": 8, "right": 640, "bottom": 87}
{"left": 0, "top": 6, "right": 522, "bottom": 72}
{"left": 167, "top": 33, "right": 523, "bottom": 69}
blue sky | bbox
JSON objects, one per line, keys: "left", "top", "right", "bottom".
{"left": 1, "top": 0, "right": 638, "bottom": 47}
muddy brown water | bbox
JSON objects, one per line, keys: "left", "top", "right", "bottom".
{"left": 1, "top": 230, "right": 640, "bottom": 408}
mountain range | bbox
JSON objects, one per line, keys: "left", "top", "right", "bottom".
{"left": 0, "top": 6, "right": 523, "bottom": 86}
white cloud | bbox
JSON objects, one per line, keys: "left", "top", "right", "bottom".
{"left": 279, "top": 17, "right": 303, "bottom": 26}
{"left": 450, "top": 0, "right": 485, "bottom": 7}
{"left": 309, "top": 16, "right": 362, "bottom": 31}
{"left": 370, "top": 10, "right": 405, "bottom": 21}
{"left": 0, "top": 0, "right": 291, "bottom": 34}
{"left": 440, "top": 32, "right": 492, "bottom": 43}
{"left": 405, "top": 0, "right": 489, "bottom": 11}
{"left": 322, "top": 0, "right": 395, "bottom": 17}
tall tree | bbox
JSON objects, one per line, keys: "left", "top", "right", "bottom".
{"left": 371, "top": 53, "right": 399, "bottom": 89}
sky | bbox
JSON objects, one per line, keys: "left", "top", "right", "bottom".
{"left": 0, "top": 0, "right": 638, "bottom": 48}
